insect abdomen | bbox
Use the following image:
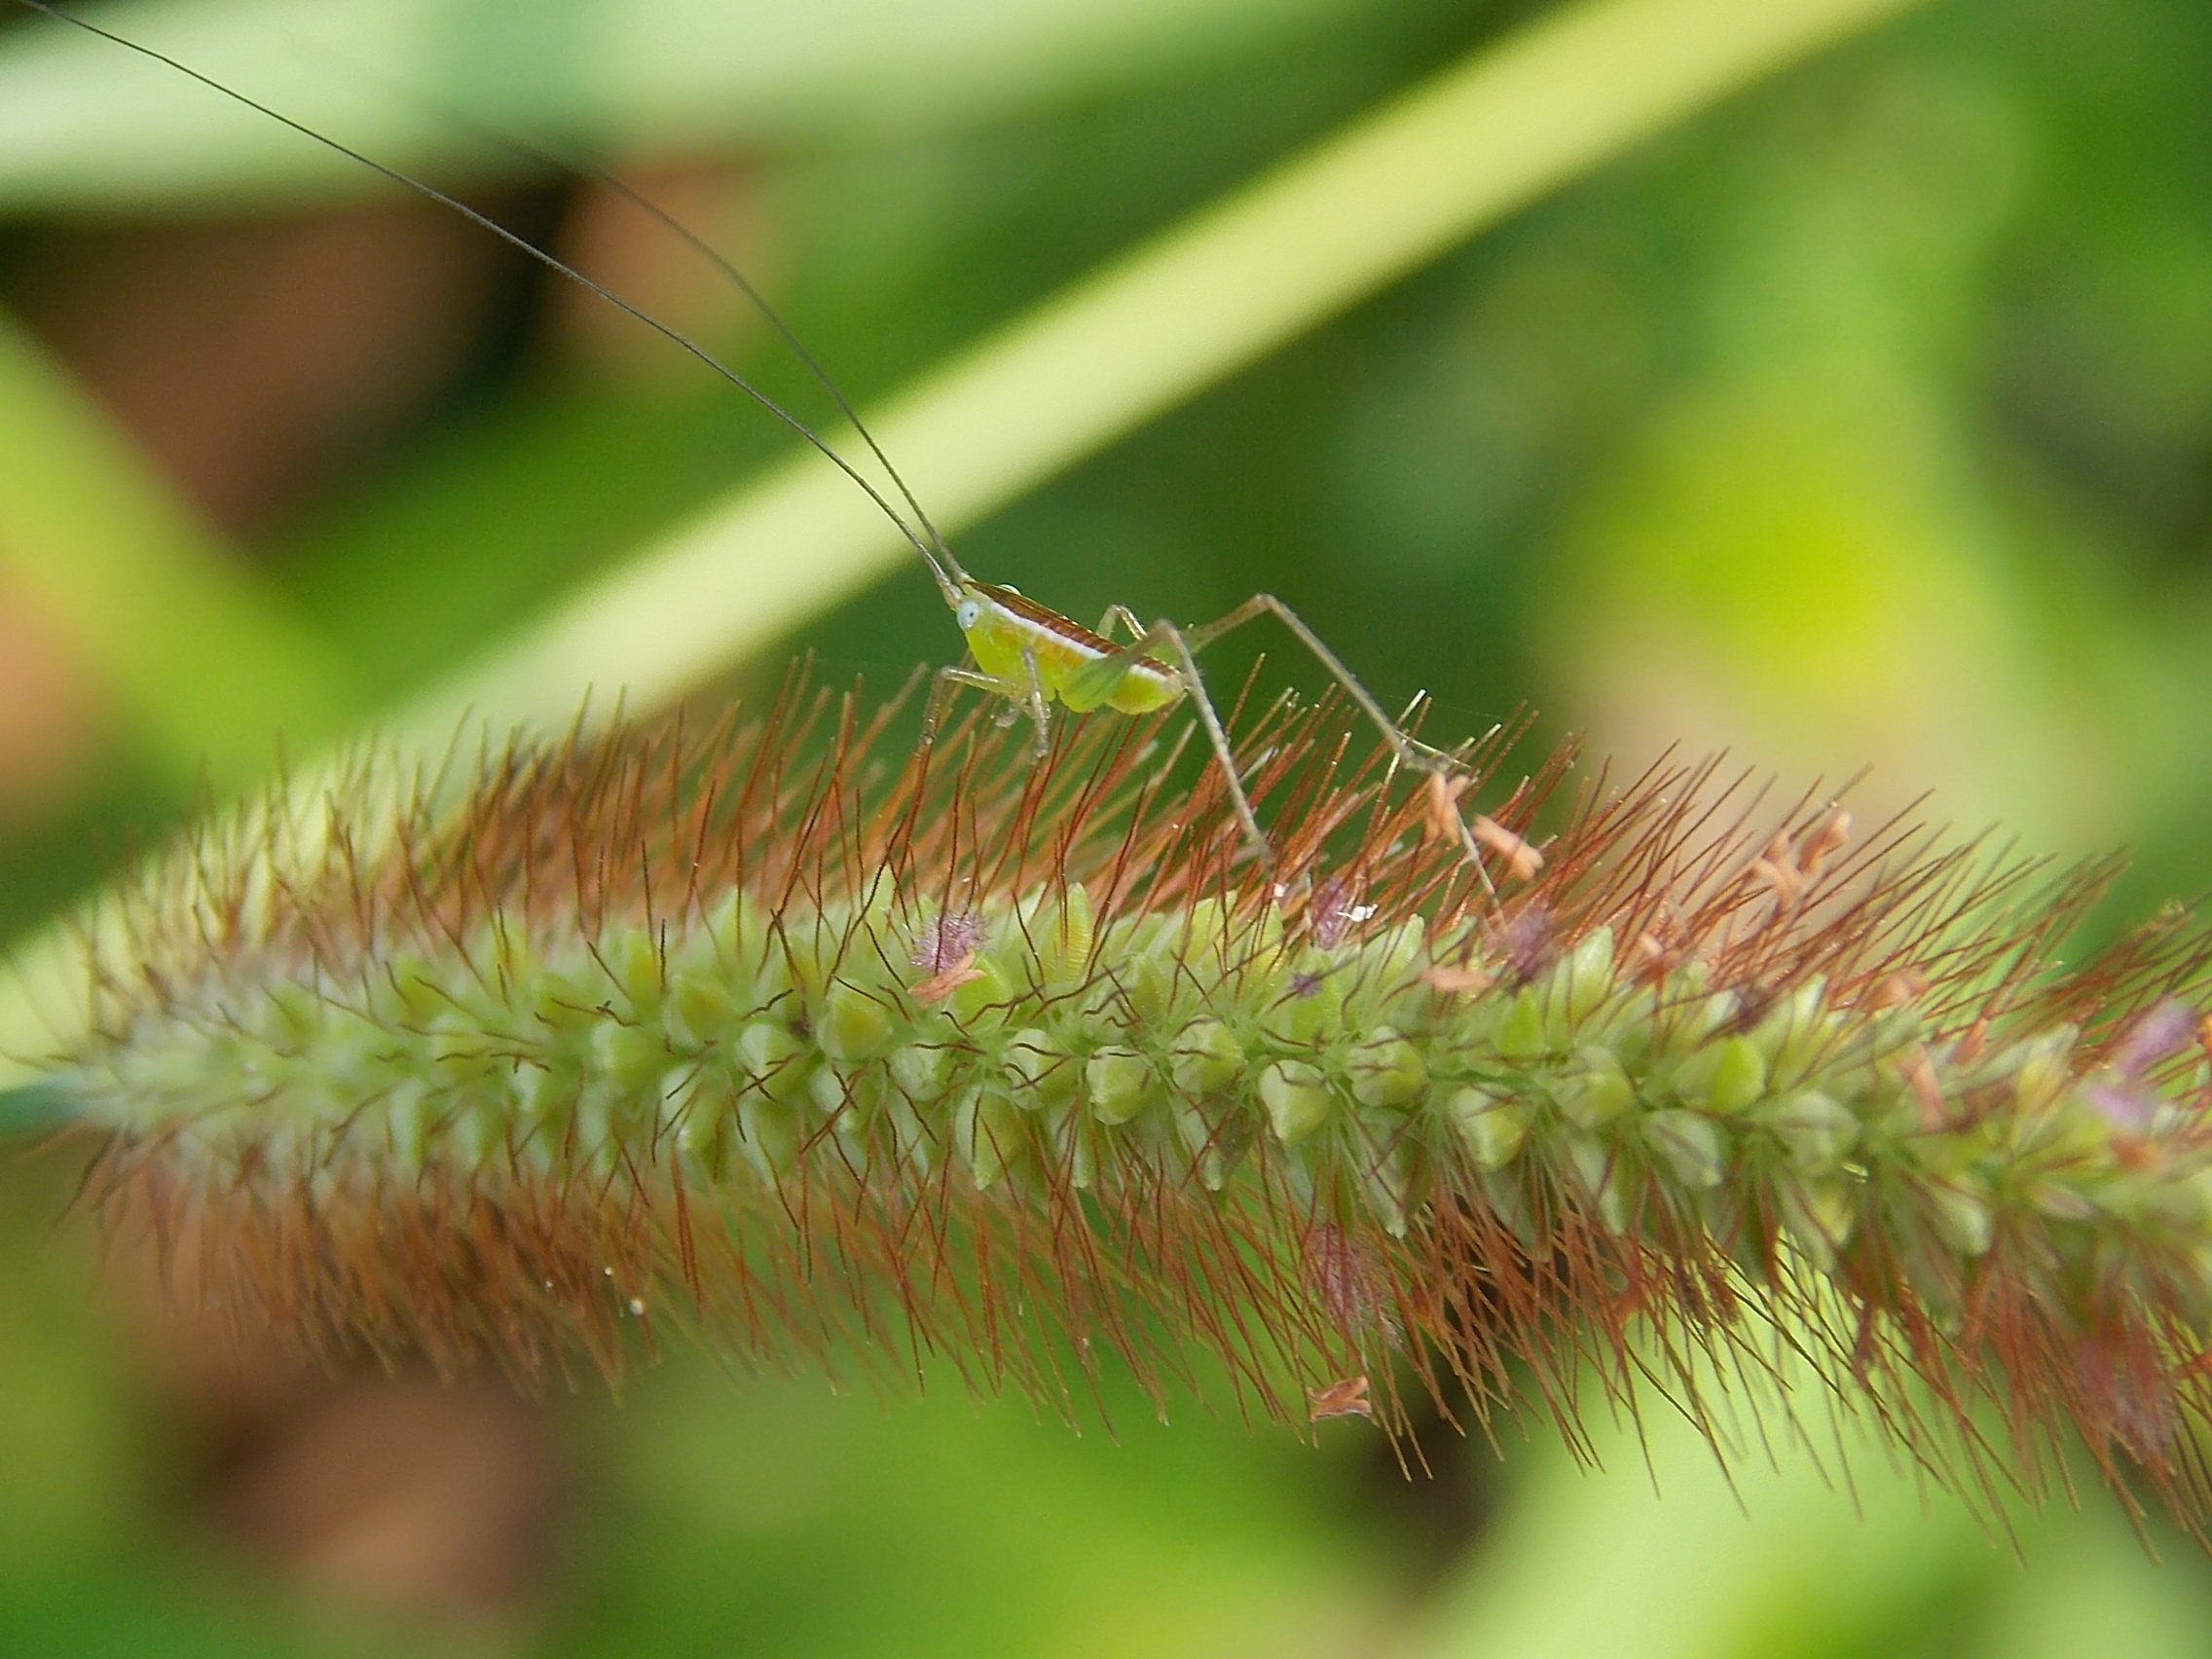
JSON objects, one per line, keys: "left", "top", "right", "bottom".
{"left": 1102, "top": 662, "right": 1180, "bottom": 715}
{"left": 967, "top": 587, "right": 1180, "bottom": 716}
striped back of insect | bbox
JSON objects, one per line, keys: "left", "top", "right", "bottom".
{"left": 958, "top": 583, "right": 1181, "bottom": 716}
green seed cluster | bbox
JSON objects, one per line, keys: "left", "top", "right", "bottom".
{"left": 65, "top": 874, "right": 2212, "bottom": 1339}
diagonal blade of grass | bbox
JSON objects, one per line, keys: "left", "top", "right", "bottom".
{"left": 0, "top": 306, "right": 354, "bottom": 787}
{"left": 0, "top": 0, "right": 1927, "bottom": 1085}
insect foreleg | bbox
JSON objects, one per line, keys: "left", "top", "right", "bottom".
{"left": 925, "top": 661, "right": 1010, "bottom": 741}
{"left": 923, "top": 653, "right": 1051, "bottom": 756}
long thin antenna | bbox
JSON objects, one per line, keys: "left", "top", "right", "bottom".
{"left": 541, "top": 150, "right": 965, "bottom": 582}
{"left": 272, "top": 52, "right": 969, "bottom": 589}
{"left": 9, "top": 0, "right": 970, "bottom": 604}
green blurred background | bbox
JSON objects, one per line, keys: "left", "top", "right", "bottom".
{"left": 3, "top": 0, "right": 2212, "bottom": 1651}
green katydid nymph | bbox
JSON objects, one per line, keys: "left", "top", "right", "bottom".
{"left": 917, "top": 541, "right": 1489, "bottom": 869}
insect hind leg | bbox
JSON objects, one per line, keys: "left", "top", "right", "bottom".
{"left": 1180, "top": 594, "right": 1501, "bottom": 901}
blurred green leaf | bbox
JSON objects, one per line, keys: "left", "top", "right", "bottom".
{"left": 0, "top": 1082, "right": 70, "bottom": 1133}
{"left": 0, "top": 0, "right": 1376, "bottom": 210}
{"left": 0, "top": 307, "right": 353, "bottom": 786}
{"left": 1405, "top": 1402, "right": 1988, "bottom": 1659}
{"left": 554, "top": 1357, "right": 1392, "bottom": 1659}
{"left": 1399, "top": 1343, "right": 2212, "bottom": 1659}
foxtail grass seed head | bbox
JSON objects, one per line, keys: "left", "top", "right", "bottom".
{"left": 21, "top": 681, "right": 2212, "bottom": 1533}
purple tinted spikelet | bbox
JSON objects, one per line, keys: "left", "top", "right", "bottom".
{"left": 38, "top": 679, "right": 2212, "bottom": 1534}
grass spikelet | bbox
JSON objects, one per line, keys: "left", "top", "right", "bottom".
{"left": 24, "top": 680, "right": 2212, "bottom": 1535}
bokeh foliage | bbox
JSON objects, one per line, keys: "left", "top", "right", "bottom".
{"left": 3, "top": 0, "right": 2212, "bottom": 1651}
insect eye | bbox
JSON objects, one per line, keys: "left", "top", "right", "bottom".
{"left": 956, "top": 600, "right": 981, "bottom": 631}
